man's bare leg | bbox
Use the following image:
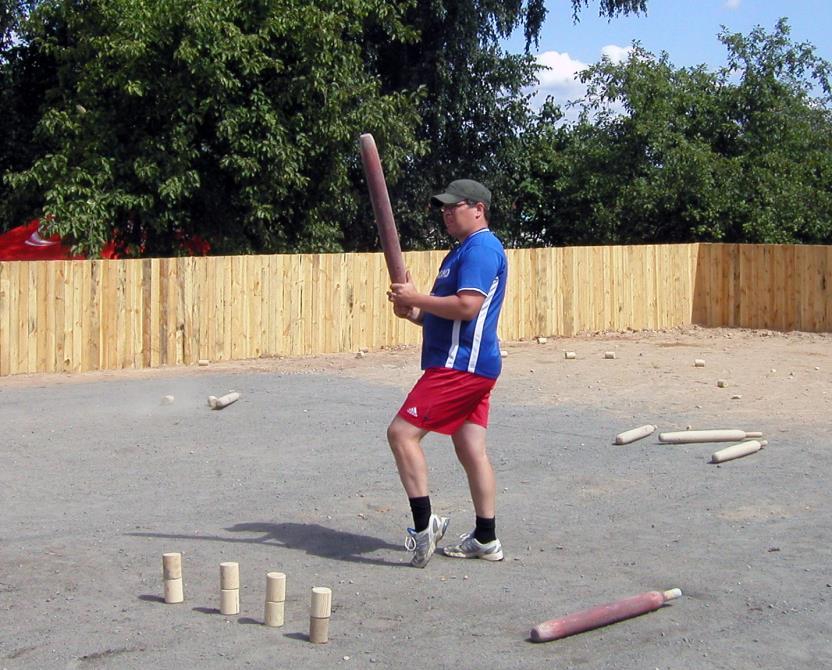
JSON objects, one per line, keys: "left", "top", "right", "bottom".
{"left": 451, "top": 421, "right": 496, "bottom": 518}
{"left": 386, "top": 415, "right": 429, "bottom": 497}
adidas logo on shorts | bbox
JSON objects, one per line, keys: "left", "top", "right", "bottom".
{"left": 406, "top": 406, "right": 418, "bottom": 417}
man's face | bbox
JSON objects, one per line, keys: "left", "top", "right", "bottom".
{"left": 441, "top": 200, "right": 485, "bottom": 240}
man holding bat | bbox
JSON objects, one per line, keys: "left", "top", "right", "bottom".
{"left": 386, "top": 179, "right": 508, "bottom": 568}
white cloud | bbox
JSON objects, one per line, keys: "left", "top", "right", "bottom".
{"left": 724, "top": 0, "right": 741, "bottom": 9}
{"left": 532, "top": 50, "right": 588, "bottom": 107}
{"left": 600, "top": 44, "right": 632, "bottom": 64}
{"left": 529, "top": 45, "right": 633, "bottom": 121}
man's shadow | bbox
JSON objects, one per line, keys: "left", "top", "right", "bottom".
{"left": 129, "top": 522, "right": 404, "bottom": 567}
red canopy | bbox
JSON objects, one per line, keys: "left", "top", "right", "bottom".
{"left": 0, "top": 220, "right": 84, "bottom": 261}
{"left": 0, "top": 220, "right": 208, "bottom": 260}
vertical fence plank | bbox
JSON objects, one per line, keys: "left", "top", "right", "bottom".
{"left": 0, "top": 263, "right": 10, "bottom": 376}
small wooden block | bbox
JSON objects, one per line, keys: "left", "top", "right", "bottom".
{"left": 266, "top": 572, "right": 286, "bottom": 603}
{"left": 309, "top": 616, "right": 330, "bottom": 644}
{"left": 220, "top": 588, "right": 240, "bottom": 615}
{"left": 564, "top": 351, "right": 576, "bottom": 359}
{"left": 264, "top": 601, "right": 285, "bottom": 627}
{"left": 164, "top": 577, "right": 184, "bottom": 604}
{"left": 311, "top": 587, "right": 332, "bottom": 618}
{"left": 220, "top": 562, "right": 240, "bottom": 590}
{"left": 162, "top": 552, "right": 182, "bottom": 580}
{"left": 604, "top": 351, "right": 616, "bottom": 359}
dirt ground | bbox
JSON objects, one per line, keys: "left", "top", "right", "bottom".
{"left": 1, "top": 326, "right": 830, "bottom": 669}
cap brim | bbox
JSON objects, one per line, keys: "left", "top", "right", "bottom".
{"left": 431, "top": 193, "right": 464, "bottom": 206}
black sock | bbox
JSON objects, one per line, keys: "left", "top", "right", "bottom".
{"left": 409, "top": 496, "right": 431, "bottom": 532}
{"left": 474, "top": 516, "right": 496, "bottom": 544}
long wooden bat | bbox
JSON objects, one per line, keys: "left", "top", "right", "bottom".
{"left": 530, "top": 588, "right": 682, "bottom": 643}
{"left": 659, "top": 429, "right": 762, "bottom": 444}
{"left": 359, "top": 133, "right": 406, "bottom": 284}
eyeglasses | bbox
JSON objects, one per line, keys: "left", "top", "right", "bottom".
{"left": 440, "top": 200, "right": 475, "bottom": 214}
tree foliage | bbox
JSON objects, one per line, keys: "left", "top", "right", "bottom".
{"left": 4, "top": 0, "right": 424, "bottom": 255}
{"left": 515, "top": 18, "right": 832, "bottom": 246}
{"left": 1, "top": 0, "right": 649, "bottom": 255}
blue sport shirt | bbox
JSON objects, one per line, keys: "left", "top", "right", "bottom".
{"left": 421, "top": 228, "right": 508, "bottom": 379}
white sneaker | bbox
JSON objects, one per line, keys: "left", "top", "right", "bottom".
{"left": 404, "top": 514, "right": 450, "bottom": 568}
{"left": 441, "top": 531, "right": 504, "bottom": 561}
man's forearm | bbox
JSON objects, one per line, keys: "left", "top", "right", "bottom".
{"left": 411, "top": 293, "right": 481, "bottom": 321}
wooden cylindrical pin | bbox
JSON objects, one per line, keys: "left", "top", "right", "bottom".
{"left": 164, "top": 577, "right": 184, "bottom": 604}
{"left": 162, "top": 552, "right": 184, "bottom": 603}
{"left": 710, "top": 439, "right": 766, "bottom": 464}
{"left": 266, "top": 572, "right": 286, "bottom": 603}
{"left": 564, "top": 351, "right": 576, "bottom": 359}
{"left": 220, "top": 588, "right": 240, "bottom": 615}
{"left": 604, "top": 351, "right": 616, "bottom": 359}
{"left": 220, "top": 562, "right": 240, "bottom": 590}
{"left": 265, "top": 600, "right": 285, "bottom": 627}
{"left": 162, "top": 552, "right": 182, "bottom": 580}
{"left": 209, "top": 392, "right": 240, "bottom": 410}
{"left": 614, "top": 424, "right": 656, "bottom": 445}
{"left": 309, "top": 616, "right": 330, "bottom": 644}
{"left": 309, "top": 586, "right": 332, "bottom": 643}
{"left": 264, "top": 572, "right": 287, "bottom": 627}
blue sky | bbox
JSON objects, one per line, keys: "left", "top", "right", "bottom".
{"left": 502, "top": 0, "right": 832, "bottom": 110}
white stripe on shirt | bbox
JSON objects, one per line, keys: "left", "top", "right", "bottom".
{"left": 445, "top": 319, "right": 461, "bottom": 368}
{"left": 468, "top": 277, "right": 499, "bottom": 373}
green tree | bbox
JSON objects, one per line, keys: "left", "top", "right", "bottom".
{"left": 0, "top": 0, "right": 48, "bottom": 230}
{"left": 516, "top": 19, "right": 832, "bottom": 245}
{"left": 3, "top": 0, "right": 650, "bottom": 254}
{"left": 6, "top": 0, "right": 424, "bottom": 255}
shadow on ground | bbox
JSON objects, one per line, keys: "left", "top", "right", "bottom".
{"left": 128, "top": 522, "right": 404, "bottom": 567}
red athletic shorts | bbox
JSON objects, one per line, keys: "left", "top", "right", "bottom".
{"left": 397, "top": 367, "right": 497, "bottom": 435}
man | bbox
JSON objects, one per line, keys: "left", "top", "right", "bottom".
{"left": 386, "top": 178, "right": 508, "bottom": 568}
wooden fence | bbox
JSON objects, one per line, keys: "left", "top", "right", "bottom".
{"left": 0, "top": 243, "right": 829, "bottom": 377}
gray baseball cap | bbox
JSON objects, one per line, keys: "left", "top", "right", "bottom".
{"left": 431, "top": 179, "right": 491, "bottom": 208}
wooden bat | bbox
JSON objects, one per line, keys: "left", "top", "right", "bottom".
{"left": 710, "top": 439, "right": 766, "bottom": 463}
{"left": 530, "top": 588, "right": 682, "bottom": 643}
{"left": 658, "top": 429, "right": 762, "bottom": 444}
{"left": 359, "top": 133, "right": 406, "bottom": 284}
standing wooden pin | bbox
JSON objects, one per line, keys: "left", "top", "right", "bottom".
{"left": 309, "top": 586, "right": 332, "bottom": 643}
{"left": 359, "top": 133, "right": 406, "bottom": 284}
{"left": 219, "top": 561, "right": 240, "bottom": 615}
{"left": 162, "top": 552, "right": 184, "bottom": 604}
{"left": 264, "top": 572, "right": 286, "bottom": 627}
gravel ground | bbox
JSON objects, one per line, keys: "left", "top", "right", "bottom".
{"left": 1, "top": 328, "right": 830, "bottom": 669}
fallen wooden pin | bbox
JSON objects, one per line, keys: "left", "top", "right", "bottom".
{"left": 208, "top": 392, "right": 240, "bottom": 410}
{"left": 614, "top": 424, "right": 656, "bottom": 445}
{"left": 710, "top": 439, "right": 767, "bottom": 464}
{"left": 658, "top": 429, "right": 762, "bottom": 444}
{"left": 530, "top": 588, "right": 682, "bottom": 643}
